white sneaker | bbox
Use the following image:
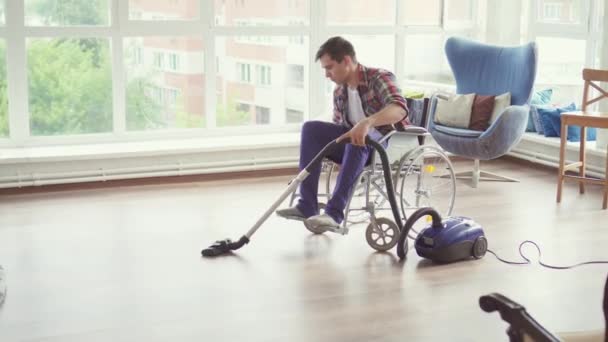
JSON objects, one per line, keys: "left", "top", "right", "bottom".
{"left": 304, "top": 213, "right": 340, "bottom": 233}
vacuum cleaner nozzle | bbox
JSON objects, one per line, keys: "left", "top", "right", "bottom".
{"left": 201, "top": 236, "right": 249, "bottom": 257}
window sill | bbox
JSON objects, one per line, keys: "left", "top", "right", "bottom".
{"left": 0, "top": 132, "right": 301, "bottom": 164}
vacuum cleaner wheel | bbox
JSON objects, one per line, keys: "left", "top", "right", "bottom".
{"left": 365, "top": 217, "right": 399, "bottom": 252}
{"left": 472, "top": 236, "right": 488, "bottom": 259}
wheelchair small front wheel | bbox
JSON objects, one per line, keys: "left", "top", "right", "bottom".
{"left": 365, "top": 218, "right": 399, "bottom": 252}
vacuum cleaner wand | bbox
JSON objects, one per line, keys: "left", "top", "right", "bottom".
{"left": 201, "top": 136, "right": 404, "bottom": 257}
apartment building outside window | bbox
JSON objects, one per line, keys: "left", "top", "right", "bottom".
{"left": 255, "top": 106, "right": 270, "bottom": 124}
{"left": 543, "top": 3, "right": 563, "bottom": 20}
{"left": 153, "top": 52, "right": 164, "bottom": 70}
{"left": 168, "top": 53, "right": 179, "bottom": 72}
{"left": 255, "top": 65, "right": 271, "bottom": 86}
{"left": 236, "top": 62, "right": 251, "bottom": 83}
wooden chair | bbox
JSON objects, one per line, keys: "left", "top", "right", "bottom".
{"left": 557, "top": 68, "right": 608, "bottom": 209}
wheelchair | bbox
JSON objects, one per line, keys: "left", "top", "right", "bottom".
{"left": 289, "top": 98, "right": 457, "bottom": 252}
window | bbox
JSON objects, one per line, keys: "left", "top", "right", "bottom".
{"left": 217, "top": 36, "right": 309, "bottom": 127}
{"left": 286, "top": 109, "right": 303, "bottom": 123}
{"left": 543, "top": 3, "right": 563, "bottom": 21}
{"left": 400, "top": 0, "right": 442, "bottom": 26}
{"left": 165, "top": 88, "right": 179, "bottom": 106}
{"left": 134, "top": 47, "right": 143, "bottom": 65}
{"left": 129, "top": 0, "right": 200, "bottom": 20}
{"left": 0, "top": 0, "right": 5, "bottom": 25}
{"left": 340, "top": 35, "right": 395, "bottom": 72}
{"left": 287, "top": 64, "right": 304, "bottom": 88}
{"left": 236, "top": 62, "right": 251, "bottom": 83}
{"left": 218, "top": 0, "right": 309, "bottom": 26}
{"left": 445, "top": 0, "right": 474, "bottom": 23}
{"left": 124, "top": 36, "right": 204, "bottom": 131}
{"left": 537, "top": 0, "right": 583, "bottom": 24}
{"left": 236, "top": 102, "right": 251, "bottom": 113}
{"left": 255, "top": 106, "right": 270, "bottom": 124}
{"left": 28, "top": 38, "right": 113, "bottom": 136}
{"left": 326, "top": 0, "right": 395, "bottom": 25}
{"left": 25, "top": 0, "right": 110, "bottom": 26}
{"left": 403, "top": 34, "right": 454, "bottom": 85}
{"left": 0, "top": 39, "right": 6, "bottom": 137}
{"left": 535, "top": 37, "right": 586, "bottom": 104}
{"left": 0, "top": 0, "right": 603, "bottom": 152}
{"left": 153, "top": 51, "right": 164, "bottom": 69}
{"left": 529, "top": 0, "right": 597, "bottom": 104}
{"left": 256, "top": 65, "right": 271, "bottom": 86}
{"left": 168, "top": 53, "right": 179, "bottom": 71}
{"left": 234, "top": 20, "right": 273, "bottom": 45}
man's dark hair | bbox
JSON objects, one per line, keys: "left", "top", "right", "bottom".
{"left": 315, "top": 36, "right": 356, "bottom": 63}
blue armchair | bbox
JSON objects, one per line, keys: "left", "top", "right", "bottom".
{"left": 428, "top": 37, "right": 538, "bottom": 188}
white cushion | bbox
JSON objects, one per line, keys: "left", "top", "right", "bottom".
{"left": 433, "top": 93, "right": 475, "bottom": 128}
{"left": 489, "top": 92, "right": 512, "bottom": 124}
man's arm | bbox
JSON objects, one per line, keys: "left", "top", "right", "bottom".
{"left": 337, "top": 71, "right": 407, "bottom": 146}
{"left": 364, "top": 103, "right": 406, "bottom": 127}
{"left": 337, "top": 104, "right": 405, "bottom": 146}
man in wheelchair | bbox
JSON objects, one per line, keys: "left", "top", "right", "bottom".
{"left": 276, "top": 36, "right": 410, "bottom": 233}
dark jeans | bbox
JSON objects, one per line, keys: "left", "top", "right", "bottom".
{"left": 296, "top": 121, "right": 385, "bottom": 223}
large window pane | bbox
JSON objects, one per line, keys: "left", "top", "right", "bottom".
{"left": 216, "top": 36, "right": 309, "bottom": 127}
{"left": 215, "top": 0, "right": 309, "bottom": 26}
{"left": 445, "top": 0, "right": 474, "bottom": 24}
{"left": 342, "top": 35, "right": 395, "bottom": 72}
{"left": 403, "top": 34, "right": 453, "bottom": 85}
{"left": 28, "top": 38, "right": 113, "bottom": 136}
{"left": 536, "top": 37, "right": 586, "bottom": 104}
{"left": 400, "top": 0, "right": 441, "bottom": 26}
{"left": 124, "top": 36, "right": 205, "bottom": 131}
{"left": 0, "top": 40, "right": 7, "bottom": 137}
{"left": 0, "top": 0, "right": 5, "bottom": 25}
{"left": 25, "top": 0, "right": 110, "bottom": 26}
{"left": 129, "top": 0, "right": 199, "bottom": 20}
{"left": 537, "top": 0, "right": 583, "bottom": 24}
{"left": 327, "top": 0, "right": 395, "bottom": 26}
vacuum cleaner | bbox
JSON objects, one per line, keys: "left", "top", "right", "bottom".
{"left": 201, "top": 136, "right": 406, "bottom": 257}
{"left": 397, "top": 207, "right": 487, "bottom": 263}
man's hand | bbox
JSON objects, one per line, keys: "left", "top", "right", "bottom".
{"left": 337, "top": 119, "right": 371, "bottom": 146}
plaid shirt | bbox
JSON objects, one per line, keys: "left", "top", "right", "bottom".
{"left": 333, "top": 64, "right": 409, "bottom": 136}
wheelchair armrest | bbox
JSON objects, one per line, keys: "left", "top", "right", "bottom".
{"left": 398, "top": 126, "right": 430, "bottom": 136}
{"left": 479, "top": 293, "right": 561, "bottom": 342}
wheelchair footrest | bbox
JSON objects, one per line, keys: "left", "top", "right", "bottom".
{"left": 324, "top": 226, "right": 349, "bottom": 235}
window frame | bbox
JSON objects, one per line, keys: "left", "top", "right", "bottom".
{"left": 0, "top": 0, "right": 602, "bottom": 148}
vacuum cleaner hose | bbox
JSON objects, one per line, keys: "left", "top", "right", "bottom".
{"left": 397, "top": 207, "right": 443, "bottom": 259}
{"left": 201, "top": 135, "right": 404, "bottom": 257}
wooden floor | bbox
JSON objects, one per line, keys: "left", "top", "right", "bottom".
{"left": 0, "top": 158, "right": 607, "bottom": 342}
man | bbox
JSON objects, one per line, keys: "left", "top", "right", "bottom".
{"left": 276, "top": 36, "right": 409, "bottom": 232}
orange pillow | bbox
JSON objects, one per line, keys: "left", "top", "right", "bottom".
{"left": 469, "top": 95, "right": 495, "bottom": 131}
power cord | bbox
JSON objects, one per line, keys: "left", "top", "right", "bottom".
{"left": 487, "top": 240, "right": 608, "bottom": 270}
{"left": 406, "top": 225, "right": 608, "bottom": 269}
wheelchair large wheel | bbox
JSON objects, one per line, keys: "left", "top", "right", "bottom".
{"left": 397, "top": 146, "right": 456, "bottom": 220}
{"left": 365, "top": 217, "right": 399, "bottom": 252}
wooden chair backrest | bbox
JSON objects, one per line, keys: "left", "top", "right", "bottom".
{"left": 581, "top": 68, "right": 608, "bottom": 111}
